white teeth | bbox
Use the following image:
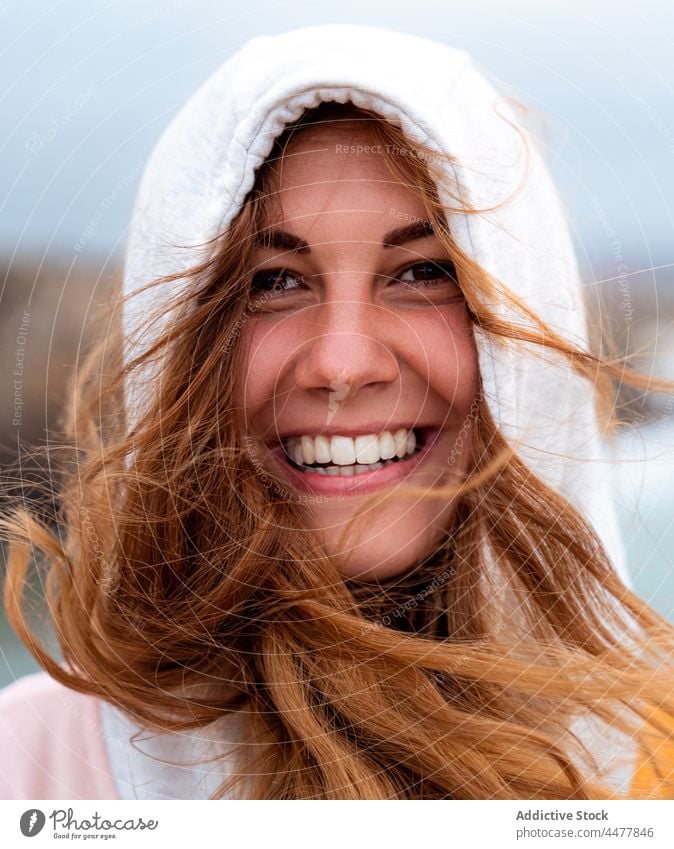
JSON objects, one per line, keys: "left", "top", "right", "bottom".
{"left": 300, "top": 435, "right": 315, "bottom": 465}
{"left": 354, "top": 434, "right": 381, "bottom": 464}
{"left": 286, "top": 427, "right": 420, "bottom": 468}
{"left": 301, "top": 460, "right": 387, "bottom": 476}
{"left": 394, "top": 428, "right": 408, "bottom": 458}
{"left": 379, "top": 431, "right": 396, "bottom": 460}
{"left": 314, "top": 434, "right": 331, "bottom": 464}
{"left": 290, "top": 441, "right": 304, "bottom": 465}
{"left": 330, "top": 435, "right": 356, "bottom": 465}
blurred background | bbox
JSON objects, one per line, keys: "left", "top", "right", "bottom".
{"left": 1, "top": 0, "right": 673, "bottom": 688}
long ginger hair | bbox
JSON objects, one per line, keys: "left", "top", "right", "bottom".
{"left": 3, "top": 101, "right": 674, "bottom": 800}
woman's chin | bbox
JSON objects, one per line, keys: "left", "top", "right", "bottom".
{"left": 335, "top": 556, "right": 418, "bottom": 582}
{"left": 315, "top": 511, "right": 454, "bottom": 581}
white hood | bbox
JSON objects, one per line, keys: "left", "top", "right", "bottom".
{"left": 112, "top": 24, "right": 634, "bottom": 798}
{"left": 123, "top": 22, "right": 629, "bottom": 588}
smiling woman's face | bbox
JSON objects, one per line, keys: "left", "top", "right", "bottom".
{"left": 236, "top": 119, "right": 480, "bottom": 580}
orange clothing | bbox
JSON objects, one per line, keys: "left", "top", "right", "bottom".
{"left": 630, "top": 707, "right": 674, "bottom": 799}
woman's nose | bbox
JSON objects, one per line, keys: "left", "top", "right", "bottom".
{"left": 293, "top": 298, "right": 399, "bottom": 396}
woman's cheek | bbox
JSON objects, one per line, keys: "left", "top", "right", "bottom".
{"left": 237, "top": 319, "right": 298, "bottom": 412}
{"left": 407, "top": 309, "right": 479, "bottom": 410}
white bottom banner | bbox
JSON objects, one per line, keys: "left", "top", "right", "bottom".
{"left": 1, "top": 800, "right": 672, "bottom": 848}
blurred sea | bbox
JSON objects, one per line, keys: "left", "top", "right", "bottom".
{"left": 611, "top": 421, "right": 674, "bottom": 622}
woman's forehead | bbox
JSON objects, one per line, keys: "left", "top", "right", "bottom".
{"left": 259, "top": 136, "right": 430, "bottom": 233}
{"left": 271, "top": 130, "right": 394, "bottom": 182}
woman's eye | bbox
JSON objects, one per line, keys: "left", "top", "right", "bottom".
{"left": 250, "top": 269, "right": 304, "bottom": 296}
{"left": 396, "top": 260, "right": 459, "bottom": 289}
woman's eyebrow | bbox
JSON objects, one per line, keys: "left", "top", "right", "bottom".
{"left": 254, "top": 220, "right": 435, "bottom": 254}
{"left": 381, "top": 220, "right": 435, "bottom": 248}
{"left": 255, "top": 229, "right": 311, "bottom": 253}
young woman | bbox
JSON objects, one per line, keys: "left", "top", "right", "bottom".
{"left": 2, "top": 24, "right": 674, "bottom": 801}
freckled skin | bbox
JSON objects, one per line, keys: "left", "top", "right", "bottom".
{"left": 235, "top": 122, "right": 480, "bottom": 580}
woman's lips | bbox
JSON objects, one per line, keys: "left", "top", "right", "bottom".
{"left": 264, "top": 427, "right": 442, "bottom": 497}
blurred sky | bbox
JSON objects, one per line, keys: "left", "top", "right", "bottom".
{"left": 1, "top": 0, "right": 674, "bottom": 275}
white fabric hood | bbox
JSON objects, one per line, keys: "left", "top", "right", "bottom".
{"left": 112, "top": 23, "right": 637, "bottom": 800}
{"left": 123, "top": 22, "right": 629, "bottom": 588}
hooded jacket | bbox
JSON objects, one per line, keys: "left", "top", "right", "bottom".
{"left": 2, "top": 23, "right": 662, "bottom": 801}
{"left": 122, "top": 23, "right": 629, "bottom": 586}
